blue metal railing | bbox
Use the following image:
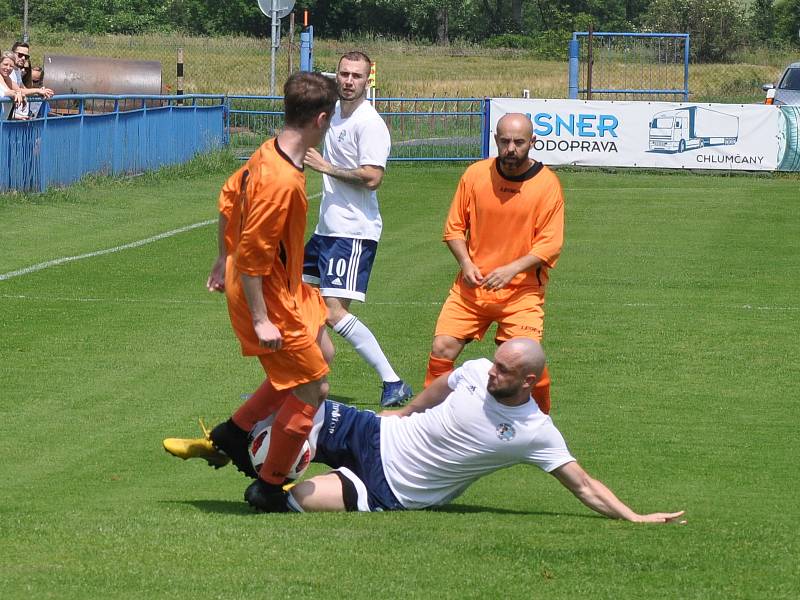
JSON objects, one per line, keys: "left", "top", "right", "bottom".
{"left": 1, "top": 94, "right": 225, "bottom": 192}
{"left": 226, "top": 95, "right": 486, "bottom": 162}
{"left": 2, "top": 93, "right": 486, "bottom": 193}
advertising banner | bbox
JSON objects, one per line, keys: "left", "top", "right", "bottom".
{"left": 777, "top": 106, "right": 800, "bottom": 172}
{"left": 489, "top": 98, "right": 787, "bottom": 171}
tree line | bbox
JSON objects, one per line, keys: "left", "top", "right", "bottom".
{"left": 2, "top": 0, "right": 799, "bottom": 62}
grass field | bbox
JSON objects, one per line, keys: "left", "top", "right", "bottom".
{"left": 1, "top": 157, "right": 799, "bottom": 598}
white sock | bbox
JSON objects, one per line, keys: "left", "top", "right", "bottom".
{"left": 332, "top": 313, "right": 400, "bottom": 382}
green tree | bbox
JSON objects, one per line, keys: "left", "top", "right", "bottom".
{"left": 749, "top": 0, "right": 776, "bottom": 43}
{"left": 774, "top": 0, "right": 800, "bottom": 46}
{"left": 641, "top": 0, "right": 746, "bottom": 62}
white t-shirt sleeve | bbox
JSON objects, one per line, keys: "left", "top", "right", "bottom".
{"left": 356, "top": 117, "right": 391, "bottom": 168}
{"left": 523, "top": 420, "right": 576, "bottom": 473}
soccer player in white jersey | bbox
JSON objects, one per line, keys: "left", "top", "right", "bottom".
{"left": 302, "top": 51, "right": 412, "bottom": 408}
{"left": 242, "top": 339, "right": 685, "bottom": 522}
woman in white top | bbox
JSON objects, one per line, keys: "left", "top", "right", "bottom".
{"left": 1, "top": 51, "right": 54, "bottom": 120}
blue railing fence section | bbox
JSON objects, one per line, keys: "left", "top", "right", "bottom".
{"left": 227, "top": 96, "right": 486, "bottom": 162}
{"left": 2, "top": 94, "right": 484, "bottom": 193}
{"left": 569, "top": 32, "right": 690, "bottom": 101}
{"left": 1, "top": 94, "right": 225, "bottom": 192}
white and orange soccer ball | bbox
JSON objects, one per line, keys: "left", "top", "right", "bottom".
{"left": 248, "top": 416, "right": 312, "bottom": 481}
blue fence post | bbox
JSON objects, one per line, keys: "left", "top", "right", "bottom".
{"left": 300, "top": 26, "right": 314, "bottom": 71}
{"left": 39, "top": 111, "right": 48, "bottom": 191}
{"left": 568, "top": 35, "right": 580, "bottom": 100}
{"left": 481, "top": 98, "right": 491, "bottom": 159}
{"left": 683, "top": 34, "right": 690, "bottom": 102}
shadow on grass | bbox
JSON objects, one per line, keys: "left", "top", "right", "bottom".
{"left": 160, "top": 499, "right": 256, "bottom": 516}
{"left": 431, "top": 504, "right": 603, "bottom": 520}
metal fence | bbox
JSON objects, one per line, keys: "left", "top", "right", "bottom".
{"left": 0, "top": 94, "right": 225, "bottom": 192}
{"left": 569, "top": 32, "right": 690, "bottom": 101}
{"left": 228, "top": 96, "right": 485, "bottom": 162}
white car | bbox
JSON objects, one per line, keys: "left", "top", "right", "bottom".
{"left": 763, "top": 62, "right": 800, "bottom": 105}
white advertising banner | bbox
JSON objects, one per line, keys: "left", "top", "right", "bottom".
{"left": 489, "top": 98, "right": 783, "bottom": 171}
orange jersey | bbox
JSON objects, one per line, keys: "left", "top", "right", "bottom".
{"left": 218, "top": 164, "right": 247, "bottom": 254}
{"left": 222, "top": 138, "right": 319, "bottom": 355}
{"left": 443, "top": 158, "right": 564, "bottom": 292}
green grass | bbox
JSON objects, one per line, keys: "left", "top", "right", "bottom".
{"left": 1, "top": 160, "right": 799, "bottom": 598}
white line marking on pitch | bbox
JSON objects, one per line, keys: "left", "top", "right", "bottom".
{"left": 0, "top": 220, "right": 215, "bottom": 282}
{"left": 0, "top": 192, "right": 324, "bottom": 283}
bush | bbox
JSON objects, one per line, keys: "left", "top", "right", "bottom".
{"left": 484, "top": 31, "right": 570, "bottom": 59}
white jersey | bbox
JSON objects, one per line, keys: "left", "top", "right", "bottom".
{"left": 11, "top": 69, "right": 22, "bottom": 87}
{"left": 380, "top": 359, "right": 575, "bottom": 509}
{"left": 314, "top": 99, "right": 391, "bottom": 242}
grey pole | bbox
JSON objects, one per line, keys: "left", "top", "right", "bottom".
{"left": 270, "top": 0, "right": 279, "bottom": 95}
{"left": 23, "top": 0, "right": 29, "bottom": 42}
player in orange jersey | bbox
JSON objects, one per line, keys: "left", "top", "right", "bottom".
{"left": 423, "top": 113, "right": 565, "bottom": 414}
{"left": 164, "top": 72, "right": 339, "bottom": 513}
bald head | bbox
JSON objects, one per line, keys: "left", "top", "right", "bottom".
{"left": 494, "top": 113, "right": 535, "bottom": 176}
{"left": 487, "top": 338, "right": 546, "bottom": 405}
{"left": 496, "top": 113, "right": 534, "bottom": 139}
{"left": 496, "top": 338, "right": 546, "bottom": 378}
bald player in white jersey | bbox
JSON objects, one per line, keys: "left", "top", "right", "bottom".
{"left": 240, "top": 339, "right": 685, "bottom": 522}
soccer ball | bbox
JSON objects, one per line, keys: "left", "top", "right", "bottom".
{"left": 248, "top": 416, "right": 312, "bottom": 481}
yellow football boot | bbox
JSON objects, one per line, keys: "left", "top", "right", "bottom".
{"left": 163, "top": 418, "right": 231, "bottom": 469}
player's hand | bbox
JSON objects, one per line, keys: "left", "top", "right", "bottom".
{"left": 633, "top": 510, "right": 687, "bottom": 524}
{"left": 460, "top": 261, "right": 484, "bottom": 288}
{"left": 482, "top": 265, "right": 517, "bottom": 291}
{"left": 304, "top": 148, "right": 329, "bottom": 173}
{"left": 206, "top": 256, "right": 226, "bottom": 292}
{"left": 254, "top": 319, "right": 283, "bottom": 350}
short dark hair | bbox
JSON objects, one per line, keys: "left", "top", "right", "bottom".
{"left": 338, "top": 51, "right": 371, "bottom": 71}
{"left": 11, "top": 41, "right": 30, "bottom": 52}
{"left": 283, "top": 72, "right": 338, "bottom": 128}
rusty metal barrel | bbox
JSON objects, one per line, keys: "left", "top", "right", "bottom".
{"left": 43, "top": 54, "right": 162, "bottom": 95}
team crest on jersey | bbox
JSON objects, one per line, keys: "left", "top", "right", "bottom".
{"left": 496, "top": 423, "right": 516, "bottom": 442}
{"left": 337, "top": 130, "right": 347, "bottom": 142}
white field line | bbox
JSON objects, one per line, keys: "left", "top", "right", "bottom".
{"left": 0, "top": 293, "right": 797, "bottom": 312}
{"left": 0, "top": 192, "right": 324, "bottom": 283}
{"left": 0, "top": 220, "right": 215, "bottom": 282}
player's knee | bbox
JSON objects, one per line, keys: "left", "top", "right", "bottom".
{"left": 318, "top": 380, "right": 330, "bottom": 403}
{"left": 431, "top": 336, "right": 462, "bottom": 360}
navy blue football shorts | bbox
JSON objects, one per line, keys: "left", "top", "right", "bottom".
{"left": 302, "top": 234, "right": 378, "bottom": 302}
{"left": 310, "top": 400, "right": 404, "bottom": 512}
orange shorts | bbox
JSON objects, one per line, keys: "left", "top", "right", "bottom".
{"left": 434, "top": 283, "right": 544, "bottom": 343}
{"left": 257, "top": 343, "right": 329, "bottom": 390}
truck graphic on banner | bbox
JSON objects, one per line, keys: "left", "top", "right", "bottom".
{"left": 648, "top": 106, "right": 739, "bottom": 153}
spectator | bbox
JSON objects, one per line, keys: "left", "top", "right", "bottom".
{"left": 10, "top": 41, "right": 29, "bottom": 87}
{"left": 28, "top": 66, "right": 46, "bottom": 118}
{"left": 0, "top": 50, "right": 53, "bottom": 120}
{"left": 1, "top": 52, "right": 25, "bottom": 119}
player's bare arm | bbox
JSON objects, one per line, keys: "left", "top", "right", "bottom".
{"left": 240, "top": 273, "right": 283, "bottom": 350}
{"left": 551, "top": 461, "right": 686, "bottom": 524}
{"left": 445, "top": 239, "right": 484, "bottom": 287}
{"left": 380, "top": 374, "right": 453, "bottom": 417}
{"left": 206, "top": 213, "right": 228, "bottom": 292}
{"left": 304, "top": 147, "right": 385, "bottom": 190}
{"left": 482, "top": 253, "right": 543, "bottom": 291}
